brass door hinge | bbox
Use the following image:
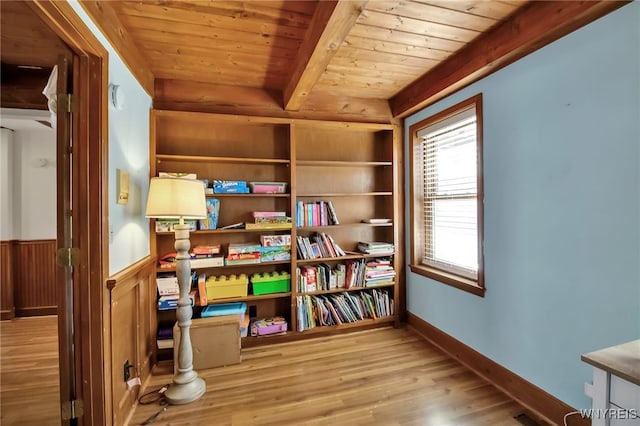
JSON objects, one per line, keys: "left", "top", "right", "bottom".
{"left": 56, "top": 247, "right": 80, "bottom": 267}
{"left": 57, "top": 93, "right": 77, "bottom": 113}
{"left": 61, "top": 399, "right": 84, "bottom": 420}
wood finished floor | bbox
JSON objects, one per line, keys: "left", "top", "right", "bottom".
{"left": 0, "top": 315, "right": 60, "bottom": 426}
{"left": 131, "top": 326, "right": 547, "bottom": 426}
{"left": 0, "top": 317, "right": 547, "bottom": 426}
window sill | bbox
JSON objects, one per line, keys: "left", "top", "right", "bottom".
{"left": 409, "top": 264, "right": 485, "bottom": 297}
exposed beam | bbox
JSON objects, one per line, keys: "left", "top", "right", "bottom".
{"left": 390, "top": 1, "right": 630, "bottom": 118}
{"left": 155, "top": 79, "right": 393, "bottom": 124}
{"left": 283, "top": 0, "right": 366, "bottom": 111}
{"left": 78, "top": 0, "right": 154, "bottom": 96}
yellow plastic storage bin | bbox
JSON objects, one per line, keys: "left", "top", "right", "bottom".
{"left": 206, "top": 274, "right": 249, "bottom": 300}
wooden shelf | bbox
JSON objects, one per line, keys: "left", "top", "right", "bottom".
{"left": 206, "top": 193, "right": 290, "bottom": 198}
{"left": 296, "top": 253, "right": 366, "bottom": 264}
{"left": 297, "top": 222, "right": 392, "bottom": 231}
{"left": 204, "top": 292, "right": 291, "bottom": 305}
{"left": 156, "top": 229, "right": 292, "bottom": 235}
{"left": 157, "top": 154, "right": 290, "bottom": 165}
{"left": 297, "top": 284, "right": 395, "bottom": 296}
{"left": 297, "top": 192, "right": 393, "bottom": 197}
{"left": 297, "top": 160, "right": 392, "bottom": 167}
{"left": 155, "top": 260, "right": 291, "bottom": 272}
{"left": 299, "top": 317, "right": 396, "bottom": 334}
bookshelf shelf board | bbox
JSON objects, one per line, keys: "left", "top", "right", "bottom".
{"left": 297, "top": 222, "right": 392, "bottom": 231}
{"left": 205, "top": 292, "right": 292, "bottom": 305}
{"left": 296, "top": 192, "right": 393, "bottom": 197}
{"left": 298, "top": 284, "right": 395, "bottom": 296}
{"left": 296, "top": 160, "right": 392, "bottom": 167}
{"left": 156, "top": 229, "right": 292, "bottom": 236}
{"left": 296, "top": 253, "right": 366, "bottom": 264}
{"left": 155, "top": 260, "right": 291, "bottom": 272}
{"left": 300, "top": 317, "right": 396, "bottom": 334}
{"left": 241, "top": 332, "right": 295, "bottom": 348}
{"left": 206, "top": 193, "right": 290, "bottom": 198}
{"left": 360, "top": 252, "right": 395, "bottom": 258}
{"left": 157, "top": 154, "right": 290, "bottom": 165}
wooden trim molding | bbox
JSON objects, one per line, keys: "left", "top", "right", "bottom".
{"left": 77, "top": 0, "right": 154, "bottom": 95}
{"left": 407, "top": 313, "right": 590, "bottom": 426}
{"left": 28, "top": 2, "right": 110, "bottom": 425}
{"left": 106, "top": 256, "right": 156, "bottom": 291}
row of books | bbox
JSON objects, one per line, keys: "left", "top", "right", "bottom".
{"left": 295, "top": 200, "right": 339, "bottom": 227}
{"left": 296, "top": 232, "right": 346, "bottom": 260}
{"left": 296, "top": 289, "right": 394, "bottom": 331}
{"left": 296, "top": 259, "right": 366, "bottom": 292}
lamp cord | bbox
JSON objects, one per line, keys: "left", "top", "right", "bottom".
{"left": 138, "top": 384, "right": 171, "bottom": 425}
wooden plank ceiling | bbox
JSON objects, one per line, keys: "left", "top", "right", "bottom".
{"left": 40, "top": 0, "right": 628, "bottom": 122}
{"left": 85, "top": 0, "right": 525, "bottom": 121}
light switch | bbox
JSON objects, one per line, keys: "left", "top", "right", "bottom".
{"left": 116, "top": 169, "right": 129, "bottom": 204}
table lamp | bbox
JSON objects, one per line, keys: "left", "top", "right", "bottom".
{"left": 145, "top": 176, "right": 207, "bottom": 404}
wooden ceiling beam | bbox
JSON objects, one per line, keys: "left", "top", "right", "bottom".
{"left": 390, "top": 1, "right": 630, "bottom": 118}
{"left": 283, "top": 0, "right": 367, "bottom": 111}
{"left": 78, "top": 0, "right": 154, "bottom": 95}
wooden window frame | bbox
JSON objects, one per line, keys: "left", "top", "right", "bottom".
{"left": 408, "top": 94, "right": 485, "bottom": 297}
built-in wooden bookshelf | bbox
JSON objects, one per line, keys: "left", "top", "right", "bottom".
{"left": 150, "top": 110, "right": 401, "bottom": 359}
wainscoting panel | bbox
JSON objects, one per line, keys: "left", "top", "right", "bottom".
{"left": 107, "top": 257, "right": 155, "bottom": 426}
{"left": 1, "top": 241, "right": 15, "bottom": 320}
{"left": 13, "top": 240, "right": 57, "bottom": 316}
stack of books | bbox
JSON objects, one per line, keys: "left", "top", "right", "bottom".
{"left": 364, "top": 258, "right": 396, "bottom": 287}
{"left": 357, "top": 241, "right": 395, "bottom": 256}
{"left": 245, "top": 211, "right": 292, "bottom": 230}
{"left": 157, "top": 275, "right": 180, "bottom": 310}
{"left": 296, "top": 232, "right": 346, "bottom": 259}
{"left": 190, "top": 245, "right": 224, "bottom": 268}
{"left": 226, "top": 243, "right": 261, "bottom": 265}
{"left": 260, "top": 235, "right": 291, "bottom": 262}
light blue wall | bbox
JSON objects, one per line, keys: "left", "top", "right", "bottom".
{"left": 404, "top": 2, "right": 640, "bottom": 411}
{"left": 69, "top": 1, "right": 152, "bottom": 275}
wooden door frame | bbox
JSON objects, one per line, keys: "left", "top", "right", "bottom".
{"left": 27, "top": 2, "right": 110, "bottom": 424}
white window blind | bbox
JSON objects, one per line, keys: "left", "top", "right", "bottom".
{"left": 418, "top": 106, "right": 478, "bottom": 279}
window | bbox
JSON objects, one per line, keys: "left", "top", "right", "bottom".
{"left": 409, "top": 94, "right": 484, "bottom": 296}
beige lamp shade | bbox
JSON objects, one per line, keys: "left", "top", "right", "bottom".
{"left": 145, "top": 177, "right": 207, "bottom": 219}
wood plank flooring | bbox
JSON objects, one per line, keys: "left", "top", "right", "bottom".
{"left": 130, "top": 326, "right": 547, "bottom": 426}
{"left": 0, "top": 317, "right": 547, "bottom": 426}
{"left": 0, "top": 316, "right": 60, "bottom": 426}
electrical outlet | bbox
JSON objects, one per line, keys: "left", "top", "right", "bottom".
{"left": 123, "top": 360, "right": 131, "bottom": 382}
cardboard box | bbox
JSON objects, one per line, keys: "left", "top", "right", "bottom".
{"left": 173, "top": 315, "right": 240, "bottom": 373}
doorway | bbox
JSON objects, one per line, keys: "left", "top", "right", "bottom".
{"left": 1, "top": 1, "right": 109, "bottom": 424}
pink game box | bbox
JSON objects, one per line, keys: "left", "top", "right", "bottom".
{"left": 250, "top": 317, "right": 288, "bottom": 336}
{"left": 249, "top": 182, "right": 287, "bottom": 194}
